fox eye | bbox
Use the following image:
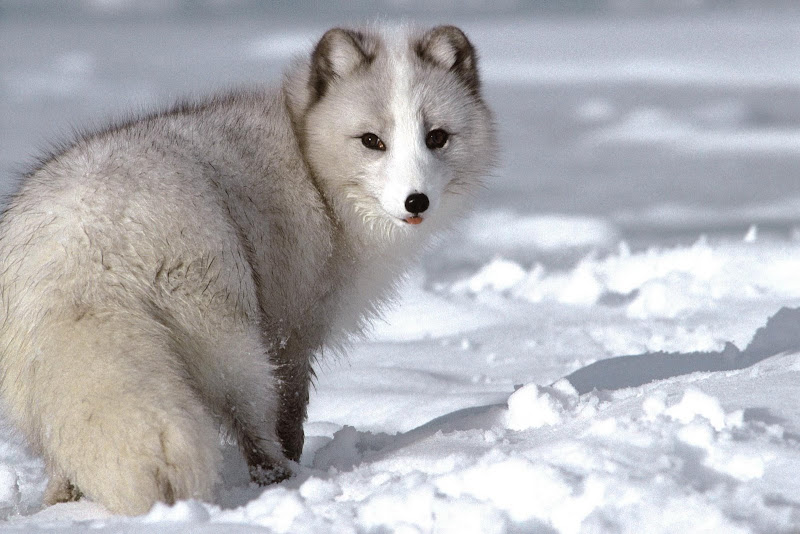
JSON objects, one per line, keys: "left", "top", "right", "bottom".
{"left": 425, "top": 129, "right": 449, "bottom": 150}
{"left": 361, "top": 133, "right": 386, "bottom": 151}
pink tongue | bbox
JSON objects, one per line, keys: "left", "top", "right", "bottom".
{"left": 404, "top": 216, "right": 423, "bottom": 225}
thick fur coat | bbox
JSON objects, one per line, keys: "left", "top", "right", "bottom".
{"left": 0, "top": 25, "right": 495, "bottom": 515}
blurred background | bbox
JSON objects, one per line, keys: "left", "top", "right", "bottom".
{"left": 3, "top": 0, "right": 800, "bottom": 274}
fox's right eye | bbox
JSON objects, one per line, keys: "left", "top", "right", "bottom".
{"left": 361, "top": 133, "right": 386, "bottom": 151}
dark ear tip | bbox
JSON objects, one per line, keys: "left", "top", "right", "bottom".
{"left": 426, "top": 25, "right": 474, "bottom": 49}
{"left": 317, "top": 27, "right": 353, "bottom": 44}
{"left": 315, "top": 28, "right": 368, "bottom": 53}
{"left": 430, "top": 25, "right": 469, "bottom": 39}
{"left": 309, "top": 28, "right": 372, "bottom": 103}
{"left": 419, "top": 25, "right": 477, "bottom": 61}
{"left": 312, "top": 27, "right": 351, "bottom": 60}
{"left": 417, "top": 25, "right": 480, "bottom": 95}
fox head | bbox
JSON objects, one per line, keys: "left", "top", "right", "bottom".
{"left": 286, "top": 25, "right": 496, "bottom": 245}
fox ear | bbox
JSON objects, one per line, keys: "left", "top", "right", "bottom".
{"left": 309, "top": 28, "right": 373, "bottom": 102}
{"left": 416, "top": 26, "right": 480, "bottom": 95}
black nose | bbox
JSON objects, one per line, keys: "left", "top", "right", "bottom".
{"left": 404, "top": 193, "right": 429, "bottom": 214}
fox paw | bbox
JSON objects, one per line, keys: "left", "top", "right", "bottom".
{"left": 249, "top": 463, "right": 293, "bottom": 486}
{"left": 44, "top": 475, "right": 83, "bottom": 505}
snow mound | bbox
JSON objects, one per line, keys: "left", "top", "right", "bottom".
{"left": 505, "top": 380, "right": 593, "bottom": 431}
{"left": 451, "top": 238, "right": 800, "bottom": 319}
{"left": 450, "top": 258, "right": 527, "bottom": 294}
{"left": 198, "top": 365, "right": 800, "bottom": 532}
{"left": 662, "top": 388, "right": 737, "bottom": 432}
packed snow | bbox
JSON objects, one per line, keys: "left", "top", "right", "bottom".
{"left": 2, "top": 4, "right": 800, "bottom": 533}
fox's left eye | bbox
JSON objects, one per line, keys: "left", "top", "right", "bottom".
{"left": 425, "top": 129, "right": 449, "bottom": 150}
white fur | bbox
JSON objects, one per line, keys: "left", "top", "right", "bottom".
{"left": 381, "top": 48, "right": 432, "bottom": 220}
{"left": 0, "top": 25, "right": 496, "bottom": 515}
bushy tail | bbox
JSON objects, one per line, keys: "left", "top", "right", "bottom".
{"left": 24, "top": 314, "right": 222, "bottom": 515}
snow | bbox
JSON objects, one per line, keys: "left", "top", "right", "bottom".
{"left": 3, "top": 5, "right": 800, "bottom": 533}
{"left": 587, "top": 106, "right": 800, "bottom": 155}
{"left": 505, "top": 381, "right": 586, "bottom": 431}
{"left": 463, "top": 212, "right": 620, "bottom": 253}
{"left": 452, "top": 236, "right": 800, "bottom": 322}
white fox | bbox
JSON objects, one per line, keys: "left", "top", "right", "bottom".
{"left": 0, "top": 25, "right": 496, "bottom": 515}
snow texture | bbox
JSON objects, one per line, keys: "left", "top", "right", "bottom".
{"left": 2, "top": 4, "right": 800, "bottom": 533}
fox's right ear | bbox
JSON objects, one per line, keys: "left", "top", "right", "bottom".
{"left": 309, "top": 28, "right": 374, "bottom": 103}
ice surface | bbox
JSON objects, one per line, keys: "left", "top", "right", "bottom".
{"left": 2, "top": 5, "right": 800, "bottom": 533}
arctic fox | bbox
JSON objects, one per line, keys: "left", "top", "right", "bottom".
{"left": 0, "top": 25, "right": 495, "bottom": 515}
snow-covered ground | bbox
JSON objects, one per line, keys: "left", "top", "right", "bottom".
{"left": 2, "top": 4, "right": 800, "bottom": 533}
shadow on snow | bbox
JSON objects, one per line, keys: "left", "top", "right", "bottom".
{"left": 565, "top": 306, "right": 800, "bottom": 395}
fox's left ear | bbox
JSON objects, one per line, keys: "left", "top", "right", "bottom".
{"left": 416, "top": 26, "right": 480, "bottom": 95}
